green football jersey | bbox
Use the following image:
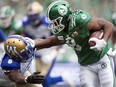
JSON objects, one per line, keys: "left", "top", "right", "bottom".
{"left": 55, "top": 10, "right": 110, "bottom": 65}
{"left": 0, "top": 19, "right": 24, "bottom": 36}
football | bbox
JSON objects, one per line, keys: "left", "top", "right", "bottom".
{"left": 88, "top": 31, "right": 104, "bottom": 47}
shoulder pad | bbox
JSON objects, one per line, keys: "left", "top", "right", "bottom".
{"left": 22, "top": 16, "right": 29, "bottom": 26}
{"left": 69, "top": 10, "right": 91, "bottom": 28}
{"left": 41, "top": 16, "right": 49, "bottom": 26}
{"left": 75, "top": 10, "right": 91, "bottom": 25}
{"left": 1, "top": 54, "right": 20, "bottom": 70}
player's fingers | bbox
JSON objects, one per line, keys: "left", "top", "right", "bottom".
{"left": 33, "top": 72, "right": 41, "bottom": 75}
{"left": 90, "top": 46, "right": 97, "bottom": 49}
{"left": 90, "top": 46, "right": 99, "bottom": 51}
{"left": 35, "top": 76, "right": 44, "bottom": 80}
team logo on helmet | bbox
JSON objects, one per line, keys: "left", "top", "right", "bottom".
{"left": 48, "top": 17, "right": 64, "bottom": 34}
{"left": 6, "top": 45, "right": 17, "bottom": 56}
{"left": 58, "top": 5, "right": 68, "bottom": 16}
{"left": 81, "top": 14, "right": 87, "bottom": 19}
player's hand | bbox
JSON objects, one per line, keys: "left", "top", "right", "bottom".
{"left": 25, "top": 72, "right": 44, "bottom": 84}
{"left": 89, "top": 38, "right": 107, "bottom": 51}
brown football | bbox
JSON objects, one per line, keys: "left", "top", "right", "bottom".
{"left": 88, "top": 31, "right": 104, "bottom": 47}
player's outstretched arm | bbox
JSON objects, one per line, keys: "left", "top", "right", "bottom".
{"left": 6, "top": 71, "right": 44, "bottom": 85}
{"left": 34, "top": 35, "right": 65, "bottom": 50}
{"left": 88, "top": 17, "right": 114, "bottom": 42}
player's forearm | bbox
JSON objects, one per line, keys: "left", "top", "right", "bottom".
{"left": 34, "top": 36, "right": 64, "bottom": 50}
{"left": 102, "top": 21, "right": 113, "bottom": 42}
{"left": 88, "top": 17, "right": 113, "bottom": 42}
{"left": 7, "top": 71, "right": 26, "bottom": 84}
{"left": 34, "top": 37, "right": 53, "bottom": 49}
{"left": 95, "top": 18, "right": 113, "bottom": 41}
{"left": 11, "top": 77, "right": 26, "bottom": 84}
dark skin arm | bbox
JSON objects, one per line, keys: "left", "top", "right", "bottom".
{"left": 5, "top": 70, "right": 44, "bottom": 84}
{"left": 34, "top": 35, "right": 64, "bottom": 50}
{"left": 87, "top": 17, "right": 113, "bottom": 42}
{"left": 6, "top": 70, "right": 26, "bottom": 84}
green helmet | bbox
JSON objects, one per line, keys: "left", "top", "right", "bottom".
{"left": 0, "top": 6, "right": 15, "bottom": 28}
{"left": 46, "top": 0, "right": 71, "bottom": 34}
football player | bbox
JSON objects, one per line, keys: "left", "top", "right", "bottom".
{"left": 22, "top": 1, "right": 52, "bottom": 73}
{"left": 0, "top": 5, "right": 24, "bottom": 36}
{"left": 22, "top": 2, "right": 74, "bottom": 87}
{"left": 0, "top": 35, "right": 44, "bottom": 87}
{"left": 23, "top": 1, "right": 48, "bottom": 27}
{"left": 33, "top": 0, "right": 115, "bottom": 87}
{"left": 22, "top": 1, "right": 51, "bottom": 39}
{"left": 0, "top": 35, "right": 74, "bottom": 87}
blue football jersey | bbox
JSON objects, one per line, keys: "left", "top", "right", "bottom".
{"left": 1, "top": 54, "right": 20, "bottom": 70}
{"left": 22, "top": 16, "right": 48, "bottom": 27}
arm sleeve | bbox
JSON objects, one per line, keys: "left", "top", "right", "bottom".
{"left": 43, "top": 58, "right": 63, "bottom": 86}
{"left": 43, "top": 76, "right": 63, "bottom": 87}
{"left": 48, "top": 76, "right": 63, "bottom": 85}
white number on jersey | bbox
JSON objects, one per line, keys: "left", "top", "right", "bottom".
{"left": 65, "top": 35, "right": 81, "bottom": 51}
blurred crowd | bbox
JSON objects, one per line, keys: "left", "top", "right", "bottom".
{"left": 0, "top": 0, "right": 116, "bottom": 87}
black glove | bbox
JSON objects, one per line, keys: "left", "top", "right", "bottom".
{"left": 25, "top": 72, "right": 44, "bottom": 84}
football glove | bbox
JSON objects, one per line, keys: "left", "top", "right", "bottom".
{"left": 25, "top": 72, "right": 44, "bottom": 84}
{"left": 89, "top": 38, "right": 107, "bottom": 51}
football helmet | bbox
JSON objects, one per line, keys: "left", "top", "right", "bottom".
{"left": 46, "top": 0, "right": 71, "bottom": 34}
{"left": 27, "top": 1, "right": 43, "bottom": 26}
{"left": 4, "top": 35, "right": 35, "bottom": 62}
{"left": 0, "top": 6, "right": 15, "bottom": 28}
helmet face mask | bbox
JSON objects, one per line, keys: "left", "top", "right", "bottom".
{"left": 27, "top": 13, "right": 40, "bottom": 26}
{"left": 46, "top": 0, "right": 71, "bottom": 34}
{"left": 48, "top": 17, "right": 65, "bottom": 34}
{"left": 17, "top": 44, "right": 34, "bottom": 62}
{"left": 4, "top": 35, "right": 35, "bottom": 62}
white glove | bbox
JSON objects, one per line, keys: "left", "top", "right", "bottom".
{"left": 25, "top": 37, "right": 35, "bottom": 48}
{"left": 89, "top": 38, "right": 107, "bottom": 51}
